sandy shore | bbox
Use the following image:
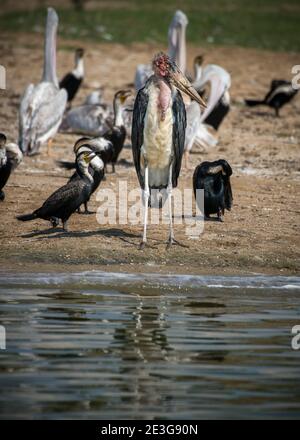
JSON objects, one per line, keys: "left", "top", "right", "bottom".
{"left": 0, "top": 35, "right": 299, "bottom": 275}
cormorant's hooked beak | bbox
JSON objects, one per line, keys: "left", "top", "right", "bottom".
{"left": 170, "top": 68, "right": 207, "bottom": 109}
{"left": 87, "top": 152, "right": 97, "bottom": 162}
{"left": 119, "top": 89, "right": 132, "bottom": 104}
{"left": 82, "top": 151, "right": 97, "bottom": 164}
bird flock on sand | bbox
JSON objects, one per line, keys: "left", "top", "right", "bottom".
{"left": 1, "top": 8, "right": 298, "bottom": 248}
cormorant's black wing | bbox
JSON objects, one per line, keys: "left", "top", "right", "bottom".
{"left": 131, "top": 87, "right": 149, "bottom": 189}
{"left": 36, "top": 180, "right": 84, "bottom": 217}
{"left": 264, "top": 80, "right": 288, "bottom": 102}
{"left": 172, "top": 90, "right": 186, "bottom": 188}
{"left": 0, "top": 161, "right": 12, "bottom": 192}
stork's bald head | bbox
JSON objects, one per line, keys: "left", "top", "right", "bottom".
{"left": 152, "top": 52, "right": 173, "bottom": 78}
{"left": 152, "top": 52, "right": 206, "bottom": 109}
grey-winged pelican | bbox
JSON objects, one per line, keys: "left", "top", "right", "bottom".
{"left": 134, "top": 10, "right": 188, "bottom": 91}
{"left": 19, "top": 8, "right": 67, "bottom": 156}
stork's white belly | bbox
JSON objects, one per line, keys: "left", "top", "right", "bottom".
{"left": 142, "top": 84, "right": 173, "bottom": 187}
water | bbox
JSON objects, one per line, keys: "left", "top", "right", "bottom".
{"left": 0, "top": 271, "right": 300, "bottom": 420}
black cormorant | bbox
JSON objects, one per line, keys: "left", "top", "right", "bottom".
{"left": 103, "top": 90, "right": 132, "bottom": 173}
{"left": 59, "top": 48, "right": 85, "bottom": 106}
{"left": 17, "top": 150, "right": 100, "bottom": 230}
{"left": 0, "top": 134, "right": 23, "bottom": 201}
{"left": 193, "top": 159, "right": 233, "bottom": 222}
{"left": 245, "top": 80, "right": 298, "bottom": 117}
{"left": 67, "top": 140, "right": 105, "bottom": 214}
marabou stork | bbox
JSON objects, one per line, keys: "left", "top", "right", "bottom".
{"left": 132, "top": 52, "right": 206, "bottom": 249}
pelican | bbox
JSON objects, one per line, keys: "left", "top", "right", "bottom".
{"left": 192, "top": 55, "right": 231, "bottom": 129}
{"left": 168, "top": 10, "right": 188, "bottom": 72}
{"left": 184, "top": 101, "right": 218, "bottom": 168}
{"left": 59, "top": 89, "right": 131, "bottom": 139}
{"left": 19, "top": 8, "right": 67, "bottom": 156}
{"left": 132, "top": 52, "right": 206, "bottom": 249}
{"left": 83, "top": 88, "right": 103, "bottom": 105}
{"left": 60, "top": 101, "right": 111, "bottom": 136}
{"left": 134, "top": 10, "right": 188, "bottom": 91}
{"left": 183, "top": 55, "right": 231, "bottom": 167}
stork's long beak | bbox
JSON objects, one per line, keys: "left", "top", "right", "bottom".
{"left": 170, "top": 70, "right": 207, "bottom": 109}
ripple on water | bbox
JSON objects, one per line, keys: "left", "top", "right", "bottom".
{"left": 0, "top": 272, "right": 299, "bottom": 419}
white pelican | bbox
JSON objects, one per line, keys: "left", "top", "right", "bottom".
{"left": 134, "top": 10, "right": 188, "bottom": 91}
{"left": 60, "top": 102, "right": 111, "bottom": 136}
{"left": 59, "top": 90, "right": 131, "bottom": 140}
{"left": 132, "top": 53, "right": 206, "bottom": 249}
{"left": 83, "top": 89, "right": 103, "bottom": 105}
{"left": 193, "top": 55, "right": 231, "bottom": 128}
{"left": 19, "top": 8, "right": 67, "bottom": 156}
{"left": 183, "top": 54, "right": 231, "bottom": 167}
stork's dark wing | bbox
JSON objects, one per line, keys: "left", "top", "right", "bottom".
{"left": 131, "top": 87, "right": 149, "bottom": 189}
{"left": 172, "top": 90, "right": 186, "bottom": 188}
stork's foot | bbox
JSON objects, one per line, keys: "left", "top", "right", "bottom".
{"left": 80, "top": 209, "right": 94, "bottom": 215}
{"left": 166, "top": 237, "right": 189, "bottom": 250}
{"left": 139, "top": 241, "right": 147, "bottom": 250}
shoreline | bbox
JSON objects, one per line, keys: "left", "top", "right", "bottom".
{"left": 0, "top": 260, "right": 298, "bottom": 277}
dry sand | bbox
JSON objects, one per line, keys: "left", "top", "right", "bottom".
{"left": 0, "top": 34, "right": 299, "bottom": 275}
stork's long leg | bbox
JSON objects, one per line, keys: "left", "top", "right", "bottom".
{"left": 166, "top": 163, "right": 174, "bottom": 249}
{"left": 139, "top": 165, "right": 149, "bottom": 249}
